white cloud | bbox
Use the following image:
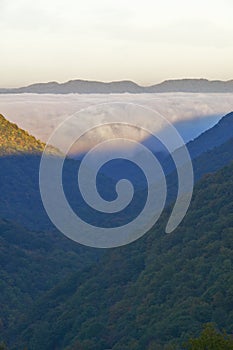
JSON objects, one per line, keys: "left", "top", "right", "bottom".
{"left": 0, "top": 93, "right": 232, "bottom": 153}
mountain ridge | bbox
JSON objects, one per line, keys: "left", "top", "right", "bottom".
{"left": 162, "top": 111, "right": 233, "bottom": 175}
{"left": 1, "top": 78, "right": 233, "bottom": 94}
{"left": 0, "top": 113, "right": 59, "bottom": 156}
{"left": 186, "top": 111, "right": 233, "bottom": 159}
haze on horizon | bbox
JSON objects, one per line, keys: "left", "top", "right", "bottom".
{"left": 1, "top": 0, "right": 233, "bottom": 88}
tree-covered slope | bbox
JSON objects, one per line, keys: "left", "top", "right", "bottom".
{"left": 0, "top": 114, "right": 44, "bottom": 155}
{"left": 0, "top": 117, "right": 104, "bottom": 347}
{"left": 7, "top": 161, "right": 233, "bottom": 350}
{"left": 192, "top": 136, "right": 233, "bottom": 180}
{"left": 0, "top": 112, "right": 233, "bottom": 349}
{"left": 0, "top": 111, "right": 232, "bottom": 230}
{"left": 165, "top": 136, "right": 233, "bottom": 205}
{"left": 187, "top": 111, "right": 233, "bottom": 159}
{"left": 0, "top": 218, "right": 97, "bottom": 347}
{"left": 163, "top": 111, "right": 233, "bottom": 175}
{"left": 0, "top": 114, "right": 57, "bottom": 156}
{"left": 0, "top": 114, "right": 116, "bottom": 231}
{"left": 0, "top": 113, "right": 60, "bottom": 229}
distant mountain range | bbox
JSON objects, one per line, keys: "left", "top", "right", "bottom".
{"left": 1, "top": 78, "right": 233, "bottom": 94}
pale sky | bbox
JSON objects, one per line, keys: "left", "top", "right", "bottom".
{"left": 0, "top": 0, "right": 233, "bottom": 87}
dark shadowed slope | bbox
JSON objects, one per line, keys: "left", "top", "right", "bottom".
{"left": 8, "top": 161, "right": 233, "bottom": 350}
{"left": 163, "top": 111, "right": 233, "bottom": 175}
{"left": 0, "top": 117, "right": 102, "bottom": 346}
{"left": 0, "top": 114, "right": 116, "bottom": 231}
{"left": 186, "top": 111, "right": 233, "bottom": 159}
{"left": 0, "top": 112, "right": 233, "bottom": 349}
{"left": 0, "top": 114, "right": 60, "bottom": 230}
{"left": 0, "top": 218, "right": 97, "bottom": 345}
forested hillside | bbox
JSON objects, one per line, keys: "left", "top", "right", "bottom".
{"left": 163, "top": 111, "right": 233, "bottom": 175}
{"left": 0, "top": 114, "right": 115, "bottom": 231}
{"left": 0, "top": 114, "right": 58, "bottom": 156}
{"left": 187, "top": 111, "right": 233, "bottom": 159}
{"left": 0, "top": 113, "right": 61, "bottom": 228}
{"left": 0, "top": 219, "right": 97, "bottom": 345}
{"left": 0, "top": 112, "right": 232, "bottom": 231}
{"left": 0, "top": 113, "right": 233, "bottom": 349}
{"left": 4, "top": 161, "right": 232, "bottom": 350}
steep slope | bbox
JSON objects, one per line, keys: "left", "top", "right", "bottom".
{"left": 0, "top": 114, "right": 59, "bottom": 229}
{"left": 0, "top": 110, "right": 232, "bottom": 232}
{"left": 163, "top": 111, "right": 233, "bottom": 175}
{"left": 192, "top": 136, "right": 233, "bottom": 180}
{"left": 0, "top": 112, "right": 233, "bottom": 349}
{"left": 186, "top": 111, "right": 233, "bottom": 159}
{"left": 163, "top": 111, "right": 233, "bottom": 205}
{"left": 7, "top": 161, "right": 233, "bottom": 350}
{"left": 0, "top": 116, "right": 101, "bottom": 346}
{"left": 101, "top": 112, "right": 233, "bottom": 200}
{"left": 0, "top": 114, "right": 114, "bottom": 230}
{"left": 166, "top": 135, "right": 233, "bottom": 205}
{"left": 0, "top": 114, "right": 57, "bottom": 156}
{"left": 99, "top": 112, "right": 233, "bottom": 191}
{"left": 0, "top": 218, "right": 96, "bottom": 345}
{"left": 1, "top": 78, "right": 233, "bottom": 94}
{"left": 0, "top": 114, "right": 43, "bottom": 155}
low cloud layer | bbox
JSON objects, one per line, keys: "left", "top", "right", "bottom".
{"left": 0, "top": 93, "right": 232, "bottom": 153}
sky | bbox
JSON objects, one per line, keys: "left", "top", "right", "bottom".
{"left": 0, "top": 0, "right": 233, "bottom": 87}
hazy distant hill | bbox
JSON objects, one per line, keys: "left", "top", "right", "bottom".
{"left": 149, "top": 78, "right": 233, "bottom": 93}
{"left": 0, "top": 80, "right": 143, "bottom": 94}
{"left": 1, "top": 78, "right": 233, "bottom": 94}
